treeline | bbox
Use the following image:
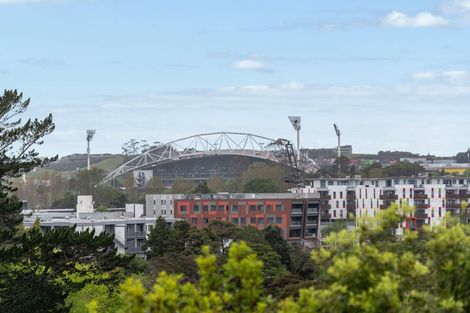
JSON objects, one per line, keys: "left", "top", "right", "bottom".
{"left": 316, "top": 156, "right": 426, "bottom": 178}
{"left": 15, "top": 161, "right": 290, "bottom": 210}
{"left": 64, "top": 206, "right": 470, "bottom": 313}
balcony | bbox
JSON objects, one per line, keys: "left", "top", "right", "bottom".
{"left": 414, "top": 210, "right": 427, "bottom": 218}
{"left": 291, "top": 208, "right": 302, "bottom": 215}
{"left": 415, "top": 203, "right": 430, "bottom": 209}
{"left": 319, "top": 194, "right": 331, "bottom": 200}
{"left": 307, "top": 208, "right": 318, "bottom": 214}
{"left": 414, "top": 194, "right": 428, "bottom": 200}
{"left": 346, "top": 194, "right": 356, "bottom": 201}
{"left": 446, "top": 193, "right": 460, "bottom": 199}
{"left": 290, "top": 220, "right": 302, "bottom": 227}
{"left": 380, "top": 194, "right": 398, "bottom": 200}
{"left": 346, "top": 204, "right": 357, "bottom": 210}
{"left": 319, "top": 204, "right": 331, "bottom": 209}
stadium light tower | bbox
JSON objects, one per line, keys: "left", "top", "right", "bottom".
{"left": 86, "top": 130, "right": 96, "bottom": 170}
{"left": 288, "top": 116, "right": 301, "bottom": 161}
{"left": 334, "top": 124, "right": 341, "bottom": 159}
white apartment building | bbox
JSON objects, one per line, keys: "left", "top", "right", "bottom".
{"left": 294, "top": 176, "right": 470, "bottom": 230}
{"left": 145, "top": 194, "right": 183, "bottom": 218}
{"left": 23, "top": 196, "right": 177, "bottom": 256}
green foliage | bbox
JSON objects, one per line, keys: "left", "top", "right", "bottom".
{"left": 143, "top": 217, "right": 170, "bottom": 258}
{"left": 80, "top": 242, "right": 270, "bottom": 313}
{"left": 321, "top": 220, "right": 347, "bottom": 238}
{"left": 191, "top": 181, "right": 213, "bottom": 194}
{"left": 0, "top": 226, "right": 132, "bottom": 312}
{"left": 360, "top": 161, "right": 425, "bottom": 178}
{"left": 243, "top": 177, "right": 280, "bottom": 193}
{"left": 239, "top": 162, "right": 288, "bottom": 192}
{"left": 0, "top": 90, "right": 56, "bottom": 244}
{"left": 171, "top": 177, "right": 194, "bottom": 194}
{"left": 65, "top": 284, "right": 121, "bottom": 313}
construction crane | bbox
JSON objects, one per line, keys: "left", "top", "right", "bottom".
{"left": 268, "top": 138, "right": 302, "bottom": 184}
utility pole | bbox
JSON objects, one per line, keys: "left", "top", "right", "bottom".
{"left": 86, "top": 130, "right": 96, "bottom": 171}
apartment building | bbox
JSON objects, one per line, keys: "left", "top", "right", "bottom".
{"left": 174, "top": 193, "right": 320, "bottom": 241}
{"left": 294, "top": 176, "right": 470, "bottom": 230}
{"left": 22, "top": 196, "right": 177, "bottom": 256}
{"left": 145, "top": 194, "right": 183, "bottom": 218}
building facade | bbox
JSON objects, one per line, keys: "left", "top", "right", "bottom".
{"left": 174, "top": 193, "right": 320, "bottom": 241}
{"left": 295, "top": 176, "right": 470, "bottom": 230}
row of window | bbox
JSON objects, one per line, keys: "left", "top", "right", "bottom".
{"left": 180, "top": 204, "right": 284, "bottom": 213}
{"left": 190, "top": 216, "right": 283, "bottom": 225}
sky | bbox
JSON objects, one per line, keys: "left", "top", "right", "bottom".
{"left": 1, "top": 0, "right": 470, "bottom": 157}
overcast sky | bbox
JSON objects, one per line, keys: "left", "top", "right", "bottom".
{"left": 1, "top": 0, "right": 470, "bottom": 157}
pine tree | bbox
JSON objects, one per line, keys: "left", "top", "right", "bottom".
{"left": 143, "top": 216, "right": 171, "bottom": 258}
{"left": 0, "top": 89, "right": 56, "bottom": 245}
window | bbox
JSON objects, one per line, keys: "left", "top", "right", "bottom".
{"left": 333, "top": 191, "right": 336, "bottom": 199}
{"left": 257, "top": 205, "right": 264, "bottom": 211}
{"left": 267, "top": 205, "right": 273, "bottom": 211}
{"left": 250, "top": 205, "right": 256, "bottom": 211}
{"left": 231, "top": 205, "right": 239, "bottom": 212}
{"left": 180, "top": 205, "right": 187, "bottom": 213}
{"left": 136, "top": 224, "right": 144, "bottom": 233}
{"left": 276, "top": 217, "right": 282, "bottom": 224}
{"left": 210, "top": 205, "right": 217, "bottom": 211}
{"left": 258, "top": 217, "right": 264, "bottom": 225}
{"left": 127, "top": 224, "right": 134, "bottom": 234}
{"left": 193, "top": 205, "right": 200, "bottom": 212}
{"left": 203, "top": 218, "right": 209, "bottom": 224}
{"left": 240, "top": 217, "right": 246, "bottom": 225}
{"left": 340, "top": 191, "right": 343, "bottom": 198}
{"left": 333, "top": 210, "right": 336, "bottom": 217}
{"left": 250, "top": 217, "right": 256, "bottom": 224}
{"left": 126, "top": 239, "right": 135, "bottom": 248}
{"left": 268, "top": 217, "right": 274, "bottom": 224}
{"left": 232, "top": 217, "right": 239, "bottom": 224}
{"left": 218, "top": 205, "right": 225, "bottom": 212}
{"left": 336, "top": 201, "right": 339, "bottom": 208}
{"left": 203, "top": 205, "right": 209, "bottom": 212}
{"left": 276, "top": 204, "right": 283, "bottom": 211}
{"left": 191, "top": 218, "right": 198, "bottom": 225}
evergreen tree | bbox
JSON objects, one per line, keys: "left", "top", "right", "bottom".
{"left": 143, "top": 217, "right": 171, "bottom": 258}
{"left": 0, "top": 90, "right": 56, "bottom": 245}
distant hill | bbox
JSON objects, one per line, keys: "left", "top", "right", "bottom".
{"left": 46, "top": 154, "right": 124, "bottom": 172}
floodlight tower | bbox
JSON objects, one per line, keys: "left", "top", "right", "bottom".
{"left": 86, "top": 130, "right": 96, "bottom": 170}
{"left": 288, "top": 116, "right": 301, "bottom": 161}
{"left": 334, "top": 124, "right": 341, "bottom": 159}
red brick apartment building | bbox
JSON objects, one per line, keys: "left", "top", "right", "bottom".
{"left": 174, "top": 193, "right": 320, "bottom": 240}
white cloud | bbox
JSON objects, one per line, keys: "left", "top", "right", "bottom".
{"left": 232, "top": 59, "right": 270, "bottom": 72}
{"left": 411, "top": 70, "right": 469, "bottom": 84}
{"left": 442, "top": 0, "right": 470, "bottom": 13}
{"left": 411, "top": 72, "right": 436, "bottom": 80}
{"left": 382, "top": 10, "right": 448, "bottom": 28}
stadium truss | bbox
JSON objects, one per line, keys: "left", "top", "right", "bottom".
{"left": 100, "top": 132, "right": 318, "bottom": 184}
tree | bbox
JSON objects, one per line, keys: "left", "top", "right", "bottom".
{"left": 207, "top": 176, "right": 227, "bottom": 192}
{"left": 243, "top": 177, "right": 280, "bottom": 193}
{"left": 239, "top": 162, "right": 287, "bottom": 192}
{"left": 142, "top": 217, "right": 170, "bottom": 258}
{"left": 320, "top": 219, "right": 347, "bottom": 238}
{"left": 170, "top": 177, "right": 194, "bottom": 194}
{"left": 0, "top": 89, "right": 56, "bottom": 244}
{"left": 263, "top": 225, "right": 291, "bottom": 267}
{"left": 145, "top": 177, "right": 166, "bottom": 194}
{"left": 0, "top": 226, "right": 132, "bottom": 313}
{"left": 207, "top": 220, "right": 237, "bottom": 255}
{"left": 86, "top": 242, "right": 268, "bottom": 313}
{"left": 191, "top": 181, "right": 213, "bottom": 194}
